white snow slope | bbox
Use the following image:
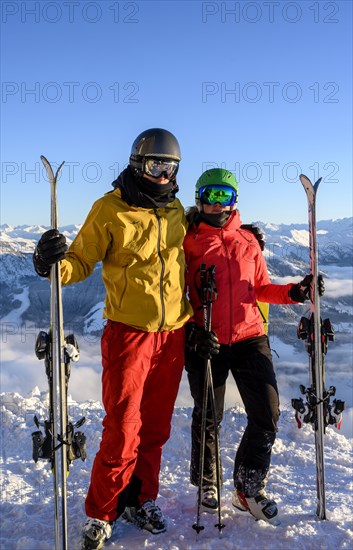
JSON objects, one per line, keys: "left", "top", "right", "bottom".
{"left": 1, "top": 390, "right": 352, "bottom": 550}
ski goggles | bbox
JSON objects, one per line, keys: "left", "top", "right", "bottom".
{"left": 199, "top": 185, "right": 238, "bottom": 207}
{"left": 143, "top": 158, "right": 179, "bottom": 180}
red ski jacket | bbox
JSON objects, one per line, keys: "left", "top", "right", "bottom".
{"left": 184, "top": 210, "right": 297, "bottom": 345}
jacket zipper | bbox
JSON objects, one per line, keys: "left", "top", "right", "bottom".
{"left": 154, "top": 209, "right": 166, "bottom": 331}
{"left": 223, "top": 230, "right": 234, "bottom": 346}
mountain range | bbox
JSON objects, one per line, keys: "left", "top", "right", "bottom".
{"left": 1, "top": 218, "right": 352, "bottom": 340}
{"left": 1, "top": 218, "right": 352, "bottom": 421}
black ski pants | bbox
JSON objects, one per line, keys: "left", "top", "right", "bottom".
{"left": 185, "top": 335, "right": 279, "bottom": 492}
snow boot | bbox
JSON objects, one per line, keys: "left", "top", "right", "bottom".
{"left": 236, "top": 490, "right": 280, "bottom": 525}
{"left": 123, "top": 499, "right": 166, "bottom": 534}
{"left": 81, "top": 518, "right": 114, "bottom": 550}
{"left": 201, "top": 485, "right": 218, "bottom": 514}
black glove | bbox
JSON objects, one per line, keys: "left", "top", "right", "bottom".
{"left": 185, "top": 323, "right": 220, "bottom": 359}
{"left": 289, "top": 274, "right": 325, "bottom": 303}
{"left": 240, "top": 224, "right": 265, "bottom": 251}
{"left": 33, "top": 229, "right": 67, "bottom": 277}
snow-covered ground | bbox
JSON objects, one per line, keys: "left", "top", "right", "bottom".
{"left": 1, "top": 390, "right": 352, "bottom": 550}
{"left": 1, "top": 221, "right": 352, "bottom": 548}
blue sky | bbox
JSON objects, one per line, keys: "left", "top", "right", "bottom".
{"left": 1, "top": 0, "right": 352, "bottom": 226}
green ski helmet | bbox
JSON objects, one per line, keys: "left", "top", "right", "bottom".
{"left": 195, "top": 168, "right": 239, "bottom": 210}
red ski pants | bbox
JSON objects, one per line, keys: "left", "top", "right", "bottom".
{"left": 85, "top": 321, "right": 185, "bottom": 521}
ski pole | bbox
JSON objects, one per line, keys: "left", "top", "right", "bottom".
{"left": 192, "top": 264, "right": 225, "bottom": 534}
{"left": 203, "top": 266, "right": 224, "bottom": 533}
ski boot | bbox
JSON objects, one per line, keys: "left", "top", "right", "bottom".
{"left": 201, "top": 485, "right": 218, "bottom": 514}
{"left": 123, "top": 500, "right": 166, "bottom": 534}
{"left": 236, "top": 490, "right": 280, "bottom": 525}
{"left": 234, "top": 466, "right": 280, "bottom": 524}
{"left": 231, "top": 489, "right": 247, "bottom": 511}
{"left": 81, "top": 518, "right": 113, "bottom": 550}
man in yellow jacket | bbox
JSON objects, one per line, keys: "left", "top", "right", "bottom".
{"left": 33, "top": 128, "right": 193, "bottom": 550}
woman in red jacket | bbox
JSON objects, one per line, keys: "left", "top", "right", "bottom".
{"left": 184, "top": 168, "right": 319, "bottom": 525}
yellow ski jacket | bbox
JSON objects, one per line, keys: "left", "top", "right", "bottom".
{"left": 60, "top": 188, "right": 193, "bottom": 332}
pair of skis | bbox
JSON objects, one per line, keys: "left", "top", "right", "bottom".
{"left": 32, "top": 157, "right": 86, "bottom": 550}
{"left": 292, "top": 174, "right": 345, "bottom": 520}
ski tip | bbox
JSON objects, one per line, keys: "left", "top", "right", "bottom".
{"left": 40, "top": 154, "right": 49, "bottom": 164}
{"left": 299, "top": 173, "right": 311, "bottom": 185}
{"left": 40, "top": 156, "right": 65, "bottom": 182}
{"left": 40, "top": 155, "right": 65, "bottom": 167}
{"left": 314, "top": 177, "right": 322, "bottom": 189}
{"left": 40, "top": 155, "right": 55, "bottom": 182}
{"left": 300, "top": 173, "right": 322, "bottom": 193}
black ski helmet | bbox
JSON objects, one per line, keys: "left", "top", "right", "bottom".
{"left": 129, "top": 128, "right": 181, "bottom": 172}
